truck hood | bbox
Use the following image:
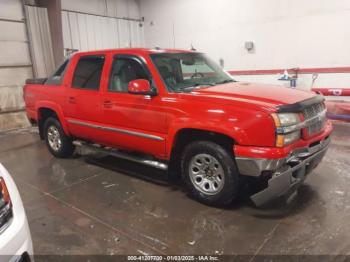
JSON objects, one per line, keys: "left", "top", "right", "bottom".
{"left": 191, "top": 82, "right": 316, "bottom": 109}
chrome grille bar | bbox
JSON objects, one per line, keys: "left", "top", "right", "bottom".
{"left": 303, "top": 102, "right": 326, "bottom": 135}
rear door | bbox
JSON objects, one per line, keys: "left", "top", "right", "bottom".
{"left": 64, "top": 54, "right": 106, "bottom": 141}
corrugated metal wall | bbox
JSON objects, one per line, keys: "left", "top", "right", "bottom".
{"left": 61, "top": 10, "right": 145, "bottom": 53}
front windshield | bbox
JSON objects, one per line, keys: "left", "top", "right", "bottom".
{"left": 150, "top": 52, "right": 235, "bottom": 93}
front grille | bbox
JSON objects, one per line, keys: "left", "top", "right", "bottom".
{"left": 303, "top": 102, "right": 326, "bottom": 136}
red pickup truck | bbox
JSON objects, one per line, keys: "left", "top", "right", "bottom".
{"left": 24, "top": 48, "right": 332, "bottom": 207}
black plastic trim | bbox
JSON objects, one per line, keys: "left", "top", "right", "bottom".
{"left": 277, "top": 95, "right": 325, "bottom": 113}
{"left": 25, "top": 78, "right": 47, "bottom": 85}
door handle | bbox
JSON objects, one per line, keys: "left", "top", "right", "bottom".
{"left": 103, "top": 100, "right": 113, "bottom": 108}
{"left": 68, "top": 96, "right": 76, "bottom": 104}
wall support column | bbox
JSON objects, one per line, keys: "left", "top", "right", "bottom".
{"left": 37, "top": 0, "right": 63, "bottom": 66}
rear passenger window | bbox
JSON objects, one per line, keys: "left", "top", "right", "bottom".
{"left": 72, "top": 56, "right": 105, "bottom": 90}
{"left": 55, "top": 59, "right": 69, "bottom": 77}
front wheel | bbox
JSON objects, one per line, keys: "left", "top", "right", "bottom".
{"left": 181, "top": 141, "right": 240, "bottom": 206}
{"left": 44, "top": 117, "right": 75, "bottom": 158}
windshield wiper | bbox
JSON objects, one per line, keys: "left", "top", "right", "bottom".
{"left": 183, "top": 83, "right": 215, "bottom": 90}
{"left": 216, "top": 79, "right": 236, "bottom": 85}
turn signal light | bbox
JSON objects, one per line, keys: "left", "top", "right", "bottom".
{"left": 0, "top": 177, "right": 11, "bottom": 205}
{"left": 276, "top": 135, "right": 285, "bottom": 147}
{"left": 0, "top": 177, "right": 12, "bottom": 231}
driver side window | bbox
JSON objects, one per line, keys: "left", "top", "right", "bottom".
{"left": 108, "top": 57, "right": 149, "bottom": 93}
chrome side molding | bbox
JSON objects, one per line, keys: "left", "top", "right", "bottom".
{"left": 67, "top": 119, "right": 164, "bottom": 141}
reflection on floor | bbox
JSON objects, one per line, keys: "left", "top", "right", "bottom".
{"left": 0, "top": 122, "right": 349, "bottom": 256}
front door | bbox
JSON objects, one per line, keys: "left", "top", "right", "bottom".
{"left": 100, "top": 55, "right": 167, "bottom": 158}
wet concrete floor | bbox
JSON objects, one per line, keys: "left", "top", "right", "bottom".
{"left": 0, "top": 122, "right": 349, "bottom": 257}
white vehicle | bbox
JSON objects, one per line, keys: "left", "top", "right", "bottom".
{"left": 0, "top": 164, "right": 33, "bottom": 262}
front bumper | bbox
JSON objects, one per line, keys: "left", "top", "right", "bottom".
{"left": 235, "top": 136, "right": 330, "bottom": 206}
{"left": 0, "top": 164, "right": 33, "bottom": 261}
{"left": 0, "top": 218, "right": 33, "bottom": 262}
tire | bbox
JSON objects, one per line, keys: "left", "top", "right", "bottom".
{"left": 181, "top": 141, "right": 240, "bottom": 206}
{"left": 44, "top": 117, "right": 75, "bottom": 158}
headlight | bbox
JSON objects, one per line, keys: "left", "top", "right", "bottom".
{"left": 0, "top": 177, "right": 12, "bottom": 231}
{"left": 272, "top": 113, "right": 301, "bottom": 147}
{"left": 0, "top": 177, "right": 11, "bottom": 206}
{"left": 277, "top": 113, "right": 300, "bottom": 126}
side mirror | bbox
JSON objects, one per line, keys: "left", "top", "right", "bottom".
{"left": 128, "top": 79, "right": 156, "bottom": 96}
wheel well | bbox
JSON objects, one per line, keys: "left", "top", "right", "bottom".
{"left": 168, "top": 128, "right": 235, "bottom": 178}
{"left": 38, "top": 108, "right": 58, "bottom": 139}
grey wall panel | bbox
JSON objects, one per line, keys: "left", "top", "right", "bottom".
{"left": 0, "top": 67, "right": 32, "bottom": 87}
{"left": 85, "top": 14, "right": 96, "bottom": 49}
{"left": 0, "top": 67, "right": 32, "bottom": 112}
{"left": 117, "top": 19, "right": 131, "bottom": 48}
{"left": 106, "top": 0, "right": 129, "bottom": 17}
{"left": 106, "top": 18, "right": 120, "bottom": 48}
{"left": 0, "top": 0, "right": 24, "bottom": 20}
{"left": 68, "top": 12, "right": 81, "bottom": 50}
{"left": 62, "top": 11, "right": 72, "bottom": 49}
{"left": 0, "top": 41, "right": 31, "bottom": 66}
{"left": 0, "top": 0, "right": 31, "bottom": 130}
{"left": 76, "top": 13, "right": 89, "bottom": 50}
{"left": 92, "top": 16, "right": 102, "bottom": 49}
{"left": 0, "top": 2, "right": 30, "bottom": 67}
{"left": 101, "top": 17, "right": 111, "bottom": 48}
{"left": 130, "top": 21, "right": 145, "bottom": 48}
{"left": 110, "top": 19, "right": 120, "bottom": 48}
{"left": 62, "top": 0, "right": 142, "bottom": 19}
{"left": 26, "top": 5, "right": 55, "bottom": 77}
{"left": 0, "top": 21, "right": 27, "bottom": 42}
{"left": 62, "top": 10, "right": 144, "bottom": 52}
{"left": 61, "top": 0, "right": 106, "bottom": 17}
{"left": 0, "top": 85, "right": 26, "bottom": 111}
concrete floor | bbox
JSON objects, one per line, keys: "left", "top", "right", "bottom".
{"left": 0, "top": 122, "right": 349, "bottom": 257}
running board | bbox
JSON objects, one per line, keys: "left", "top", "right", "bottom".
{"left": 73, "top": 140, "right": 168, "bottom": 171}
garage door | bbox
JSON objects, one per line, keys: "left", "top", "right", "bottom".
{"left": 0, "top": 0, "right": 33, "bottom": 115}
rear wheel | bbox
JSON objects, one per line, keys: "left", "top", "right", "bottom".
{"left": 181, "top": 141, "right": 239, "bottom": 206}
{"left": 44, "top": 117, "right": 75, "bottom": 158}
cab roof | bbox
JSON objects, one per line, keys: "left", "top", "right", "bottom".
{"left": 73, "top": 48, "right": 196, "bottom": 57}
